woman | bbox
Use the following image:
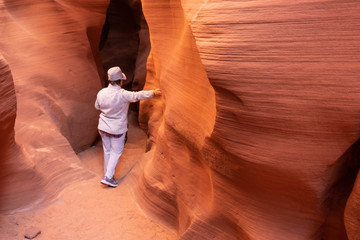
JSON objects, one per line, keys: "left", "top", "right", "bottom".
{"left": 95, "top": 66, "right": 161, "bottom": 187}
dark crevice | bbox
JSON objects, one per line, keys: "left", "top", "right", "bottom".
{"left": 91, "top": 0, "right": 150, "bottom": 147}
{"left": 318, "top": 138, "right": 360, "bottom": 240}
{"left": 98, "top": 0, "right": 150, "bottom": 93}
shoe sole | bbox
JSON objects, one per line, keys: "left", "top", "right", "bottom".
{"left": 100, "top": 179, "right": 118, "bottom": 187}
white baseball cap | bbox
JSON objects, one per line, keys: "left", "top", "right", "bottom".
{"left": 107, "top": 66, "right": 127, "bottom": 81}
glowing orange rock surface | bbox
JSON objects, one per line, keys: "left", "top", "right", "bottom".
{"left": 0, "top": 0, "right": 108, "bottom": 213}
{"left": 1, "top": 0, "right": 360, "bottom": 239}
{"left": 135, "top": 1, "right": 360, "bottom": 239}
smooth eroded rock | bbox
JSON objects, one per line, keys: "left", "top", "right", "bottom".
{"left": 132, "top": 1, "right": 360, "bottom": 239}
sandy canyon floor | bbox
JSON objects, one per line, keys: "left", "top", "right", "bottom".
{"left": 0, "top": 113, "right": 177, "bottom": 240}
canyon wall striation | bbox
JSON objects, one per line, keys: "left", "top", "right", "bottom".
{"left": 1, "top": 0, "right": 360, "bottom": 239}
{"left": 135, "top": 0, "right": 360, "bottom": 239}
{"left": 0, "top": 55, "right": 16, "bottom": 156}
{"left": 0, "top": 0, "right": 108, "bottom": 213}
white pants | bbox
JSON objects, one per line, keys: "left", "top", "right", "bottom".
{"left": 99, "top": 131, "right": 126, "bottom": 179}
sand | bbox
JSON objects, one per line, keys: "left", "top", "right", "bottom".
{"left": 0, "top": 112, "right": 177, "bottom": 240}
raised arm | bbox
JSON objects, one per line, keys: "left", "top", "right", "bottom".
{"left": 123, "top": 88, "right": 161, "bottom": 102}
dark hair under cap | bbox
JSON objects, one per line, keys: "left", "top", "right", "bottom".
{"left": 109, "top": 80, "right": 122, "bottom": 85}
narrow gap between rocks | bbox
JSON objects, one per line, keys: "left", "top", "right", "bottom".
{"left": 99, "top": 0, "right": 150, "bottom": 93}
{"left": 87, "top": 0, "right": 151, "bottom": 150}
{"left": 85, "top": 0, "right": 152, "bottom": 183}
{"left": 319, "top": 138, "right": 360, "bottom": 239}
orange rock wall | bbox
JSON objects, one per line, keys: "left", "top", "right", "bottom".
{"left": 136, "top": 1, "right": 360, "bottom": 239}
{"left": 0, "top": 56, "right": 18, "bottom": 209}
{"left": 0, "top": 55, "right": 16, "bottom": 152}
{"left": 1, "top": 0, "right": 360, "bottom": 239}
{"left": 0, "top": 0, "right": 108, "bottom": 213}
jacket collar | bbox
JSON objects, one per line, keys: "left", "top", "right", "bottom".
{"left": 108, "top": 84, "right": 122, "bottom": 90}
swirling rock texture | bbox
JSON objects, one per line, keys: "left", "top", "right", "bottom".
{"left": 134, "top": 0, "right": 360, "bottom": 239}
{"left": 1, "top": 0, "right": 360, "bottom": 239}
{"left": 0, "top": 0, "right": 108, "bottom": 213}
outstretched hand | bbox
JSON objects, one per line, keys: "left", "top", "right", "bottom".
{"left": 153, "top": 88, "right": 162, "bottom": 97}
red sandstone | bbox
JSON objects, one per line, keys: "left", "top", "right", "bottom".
{"left": 1, "top": 1, "right": 360, "bottom": 240}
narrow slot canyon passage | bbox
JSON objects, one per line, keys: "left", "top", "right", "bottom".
{"left": 2, "top": 0, "right": 360, "bottom": 239}
{"left": 2, "top": 112, "right": 176, "bottom": 239}
{"left": 1, "top": 112, "right": 177, "bottom": 239}
{"left": 0, "top": 1, "right": 176, "bottom": 239}
{"left": 98, "top": 0, "right": 149, "bottom": 92}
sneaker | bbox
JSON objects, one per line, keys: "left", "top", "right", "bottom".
{"left": 100, "top": 176, "right": 118, "bottom": 187}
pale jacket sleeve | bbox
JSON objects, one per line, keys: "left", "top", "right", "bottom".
{"left": 122, "top": 90, "right": 155, "bottom": 102}
{"left": 95, "top": 97, "right": 100, "bottom": 110}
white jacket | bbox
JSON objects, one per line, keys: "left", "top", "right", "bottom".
{"left": 95, "top": 84, "right": 154, "bottom": 134}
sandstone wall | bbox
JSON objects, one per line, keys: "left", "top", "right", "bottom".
{"left": 134, "top": 1, "right": 360, "bottom": 239}
{"left": 0, "top": 0, "right": 108, "bottom": 213}
{"left": 0, "top": 55, "right": 16, "bottom": 153}
{"left": 0, "top": 55, "right": 19, "bottom": 212}
{"left": 1, "top": 0, "right": 360, "bottom": 239}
